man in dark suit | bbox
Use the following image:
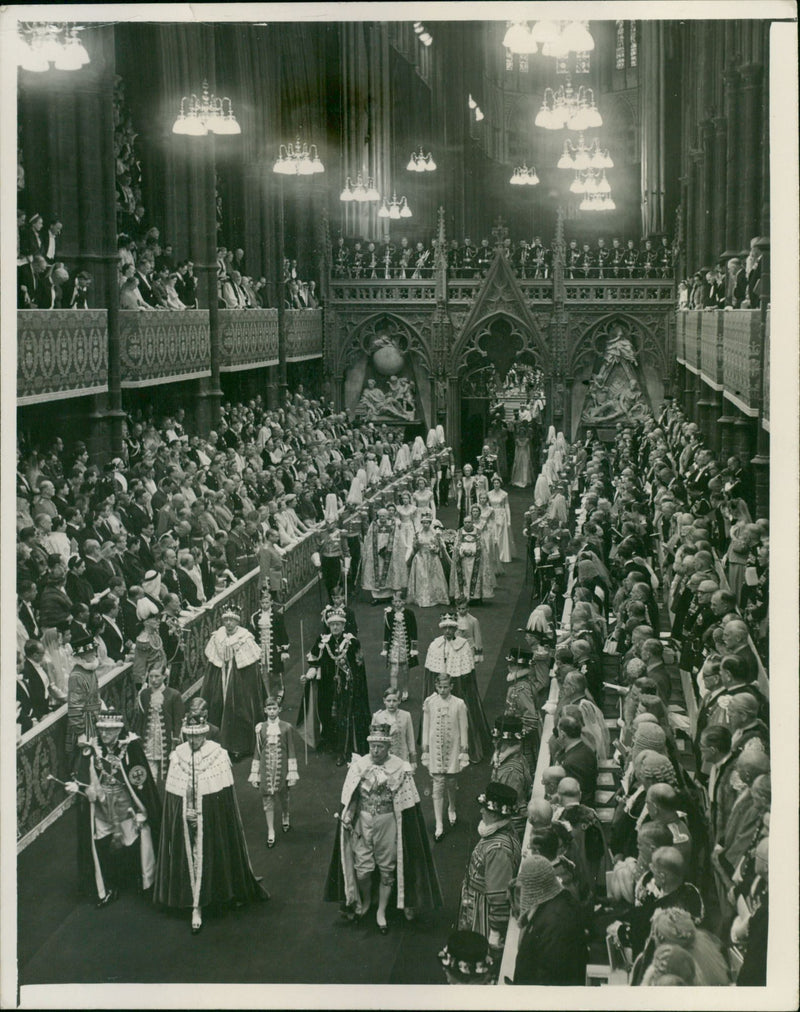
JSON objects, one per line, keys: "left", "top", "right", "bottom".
{"left": 557, "top": 716, "right": 598, "bottom": 807}
{"left": 721, "top": 620, "right": 761, "bottom": 685}
{"left": 18, "top": 579, "right": 41, "bottom": 640}
{"left": 640, "top": 638, "right": 673, "bottom": 705}
{"left": 82, "top": 539, "right": 116, "bottom": 593}
{"left": 62, "top": 271, "right": 92, "bottom": 309}
{"left": 18, "top": 255, "right": 51, "bottom": 309}
{"left": 22, "top": 639, "right": 52, "bottom": 720}
{"left": 98, "top": 595, "right": 126, "bottom": 662}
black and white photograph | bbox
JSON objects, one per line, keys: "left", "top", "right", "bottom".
{"left": 1, "top": 2, "right": 797, "bottom": 1009}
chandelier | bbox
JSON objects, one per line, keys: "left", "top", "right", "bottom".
{"left": 377, "top": 192, "right": 412, "bottom": 219}
{"left": 535, "top": 82, "right": 601, "bottom": 131}
{"left": 509, "top": 164, "right": 539, "bottom": 186}
{"left": 172, "top": 82, "right": 241, "bottom": 136}
{"left": 273, "top": 137, "right": 324, "bottom": 175}
{"left": 18, "top": 23, "right": 90, "bottom": 72}
{"left": 503, "top": 20, "right": 594, "bottom": 58}
{"left": 339, "top": 174, "right": 380, "bottom": 202}
{"left": 557, "top": 134, "right": 613, "bottom": 171}
{"left": 406, "top": 148, "right": 437, "bottom": 172}
{"left": 579, "top": 192, "right": 616, "bottom": 212}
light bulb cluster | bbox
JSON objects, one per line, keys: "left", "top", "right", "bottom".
{"left": 503, "top": 19, "right": 594, "bottom": 58}
{"left": 273, "top": 138, "right": 324, "bottom": 175}
{"left": 172, "top": 82, "right": 241, "bottom": 136}
{"left": 18, "top": 23, "right": 90, "bottom": 72}
{"left": 509, "top": 164, "right": 539, "bottom": 186}
{"left": 339, "top": 175, "right": 380, "bottom": 202}
{"left": 413, "top": 22, "right": 433, "bottom": 47}
{"left": 468, "top": 95, "right": 485, "bottom": 122}
{"left": 406, "top": 148, "right": 437, "bottom": 172}
{"left": 557, "top": 134, "right": 613, "bottom": 171}
{"left": 377, "top": 193, "right": 412, "bottom": 219}
{"left": 579, "top": 192, "right": 617, "bottom": 212}
{"left": 535, "top": 82, "right": 602, "bottom": 131}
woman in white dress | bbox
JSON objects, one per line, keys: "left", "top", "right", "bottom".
{"left": 468, "top": 506, "right": 499, "bottom": 597}
{"left": 395, "top": 489, "right": 418, "bottom": 559}
{"left": 510, "top": 421, "right": 533, "bottom": 488}
{"left": 487, "top": 475, "right": 515, "bottom": 563}
{"left": 412, "top": 475, "right": 436, "bottom": 530}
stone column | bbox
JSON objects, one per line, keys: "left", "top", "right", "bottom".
{"left": 732, "top": 417, "right": 755, "bottom": 463}
{"left": 447, "top": 377, "right": 462, "bottom": 466}
{"left": 723, "top": 69, "right": 740, "bottom": 249}
{"left": 683, "top": 368, "right": 696, "bottom": 418}
{"left": 701, "top": 120, "right": 715, "bottom": 266}
{"left": 712, "top": 116, "right": 727, "bottom": 257}
{"left": 738, "top": 63, "right": 763, "bottom": 244}
{"left": 717, "top": 413, "right": 738, "bottom": 458}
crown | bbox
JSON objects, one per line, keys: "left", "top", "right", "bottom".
{"left": 438, "top": 611, "right": 458, "bottom": 628}
{"left": 326, "top": 605, "right": 347, "bottom": 623}
{"left": 182, "top": 713, "right": 210, "bottom": 735}
{"left": 221, "top": 607, "right": 241, "bottom": 621}
{"left": 96, "top": 709, "right": 125, "bottom": 728}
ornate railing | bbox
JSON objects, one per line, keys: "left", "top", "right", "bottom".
{"left": 721, "top": 310, "right": 763, "bottom": 416}
{"left": 329, "top": 279, "right": 437, "bottom": 302}
{"left": 17, "top": 310, "right": 109, "bottom": 404}
{"left": 16, "top": 449, "right": 449, "bottom": 849}
{"left": 285, "top": 308, "right": 323, "bottom": 361}
{"left": 681, "top": 310, "right": 702, "bottom": 372}
{"left": 563, "top": 279, "right": 675, "bottom": 302}
{"left": 762, "top": 310, "right": 770, "bottom": 429}
{"left": 219, "top": 309, "right": 279, "bottom": 371}
{"left": 700, "top": 312, "right": 723, "bottom": 388}
{"left": 119, "top": 309, "right": 211, "bottom": 387}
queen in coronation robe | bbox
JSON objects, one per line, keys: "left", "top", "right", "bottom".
{"left": 406, "top": 512, "right": 450, "bottom": 608}
{"left": 154, "top": 713, "right": 268, "bottom": 933}
{"left": 201, "top": 607, "right": 264, "bottom": 758}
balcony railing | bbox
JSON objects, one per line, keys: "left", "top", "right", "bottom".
{"left": 219, "top": 309, "right": 278, "bottom": 371}
{"left": 328, "top": 278, "right": 437, "bottom": 302}
{"left": 677, "top": 309, "right": 766, "bottom": 417}
{"left": 562, "top": 279, "right": 675, "bottom": 303}
{"left": 120, "top": 310, "right": 211, "bottom": 387}
{"left": 285, "top": 308, "right": 323, "bottom": 361}
{"left": 17, "top": 310, "right": 108, "bottom": 404}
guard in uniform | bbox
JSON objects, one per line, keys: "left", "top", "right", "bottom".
{"left": 624, "top": 239, "right": 640, "bottom": 278}
{"left": 251, "top": 586, "right": 291, "bottom": 702}
{"left": 313, "top": 520, "right": 351, "bottom": 602}
{"left": 515, "top": 240, "right": 531, "bottom": 279}
{"left": 566, "top": 239, "right": 581, "bottom": 279}
{"left": 65, "top": 708, "right": 161, "bottom": 907}
{"left": 461, "top": 238, "right": 477, "bottom": 278}
{"left": 640, "top": 238, "right": 658, "bottom": 278}
{"left": 351, "top": 241, "right": 365, "bottom": 279}
{"left": 610, "top": 237, "right": 625, "bottom": 278}
{"left": 476, "top": 238, "right": 492, "bottom": 274}
{"left": 656, "top": 235, "right": 673, "bottom": 278}
{"left": 596, "top": 237, "right": 611, "bottom": 278}
{"left": 396, "top": 237, "right": 412, "bottom": 278}
{"left": 447, "top": 239, "right": 462, "bottom": 274}
{"left": 489, "top": 715, "right": 532, "bottom": 838}
{"left": 380, "top": 240, "right": 396, "bottom": 279}
{"left": 531, "top": 236, "right": 549, "bottom": 278}
{"left": 577, "top": 242, "right": 596, "bottom": 280}
{"left": 332, "top": 236, "right": 351, "bottom": 278}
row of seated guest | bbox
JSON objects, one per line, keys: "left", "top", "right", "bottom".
{"left": 448, "top": 417, "right": 768, "bottom": 984}
{"left": 331, "top": 234, "right": 675, "bottom": 281}
{"left": 678, "top": 237, "right": 765, "bottom": 311}
{"left": 15, "top": 386, "right": 445, "bottom": 729}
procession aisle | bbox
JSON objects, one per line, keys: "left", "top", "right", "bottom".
{"left": 19, "top": 486, "right": 538, "bottom": 987}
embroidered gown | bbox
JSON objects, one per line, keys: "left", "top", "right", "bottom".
{"left": 406, "top": 529, "right": 450, "bottom": 607}
{"left": 449, "top": 528, "right": 495, "bottom": 602}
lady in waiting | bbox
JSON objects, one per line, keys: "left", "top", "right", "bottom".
{"left": 470, "top": 504, "right": 500, "bottom": 586}
{"left": 477, "top": 491, "right": 502, "bottom": 576}
{"left": 510, "top": 420, "right": 533, "bottom": 488}
{"left": 407, "top": 512, "right": 450, "bottom": 608}
{"left": 412, "top": 475, "right": 436, "bottom": 530}
{"left": 487, "top": 475, "right": 515, "bottom": 563}
{"left": 395, "top": 488, "right": 418, "bottom": 560}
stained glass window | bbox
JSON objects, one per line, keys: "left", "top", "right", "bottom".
{"left": 575, "top": 51, "right": 591, "bottom": 74}
{"left": 630, "top": 21, "right": 638, "bottom": 67}
{"left": 519, "top": 53, "right": 529, "bottom": 73}
{"left": 506, "top": 49, "right": 514, "bottom": 71}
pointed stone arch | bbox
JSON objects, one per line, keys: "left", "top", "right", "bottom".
{"left": 567, "top": 311, "right": 670, "bottom": 378}
{"left": 333, "top": 311, "right": 434, "bottom": 378}
{"left": 448, "top": 250, "right": 553, "bottom": 375}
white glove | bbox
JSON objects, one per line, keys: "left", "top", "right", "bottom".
{"left": 458, "top": 751, "right": 470, "bottom": 771}
{"left": 280, "top": 652, "right": 290, "bottom": 663}
{"left": 287, "top": 774, "right": 299, "bottom": 787}
{"left": 64, "top": 780, "right": 80, "bottom": 795}
{"left": 420, "top": 751, "right": 430, "bottom": 768}
{"left": 248, "top": 776, "right": 260, "bottom": 788}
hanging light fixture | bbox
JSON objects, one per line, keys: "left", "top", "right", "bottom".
{"left": 580, "top": 192, "right": 616, "bottom": 212}
{"left": 503, "top": 20, "right": 594, "bottom": 56}
{"left": 406, "top": 147, "right": 437, "bottom": 172}
{"left": 18, "top": 23, "right": 90, "bottom": 72}
{"left": 509, "top": 164, "right": 540, "bottom": 186}
{"left": 534, "top": 82, "right": 602, "bottom": 131}
{"left": 272, "top": 136, "right": 323, "bottom": 174}
{"left": 572, "top": 170, "right": 614, "bottom": 208}
{"left": 557, "top": 135, "right": 613, "bottom": 171}
{"left": 339, "top": 174, "right": 380, "bottom": 202}
{"left": 173, "top": 81, "right": 241, "bottom": 136}
{"left": 413, "top": 22, "right": 433, "bottom": 47}
{"left": 378, "top": 192, "right": 412, "bottom": 219}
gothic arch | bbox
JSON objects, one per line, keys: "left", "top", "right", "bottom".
{"left": 449, "top": 310, "right": 552, "bottom": 378}
{"left": 567, "top": 311, "right": 670, "bottom": 378}
{"left": 333, "top": 311, "right": 433, "bottom": 377}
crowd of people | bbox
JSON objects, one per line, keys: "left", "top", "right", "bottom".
{"left": 678, "top": 237, "right": 765, "bottom": 311}
{"left": 332, "top": 233, "right": 675, "bottom": 281}
{"left": 15, "top": 371, "right": 770, "bottom": 985}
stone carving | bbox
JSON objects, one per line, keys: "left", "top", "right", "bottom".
{"left": 580, "top": 326, "right": 652, "bottom": 426}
